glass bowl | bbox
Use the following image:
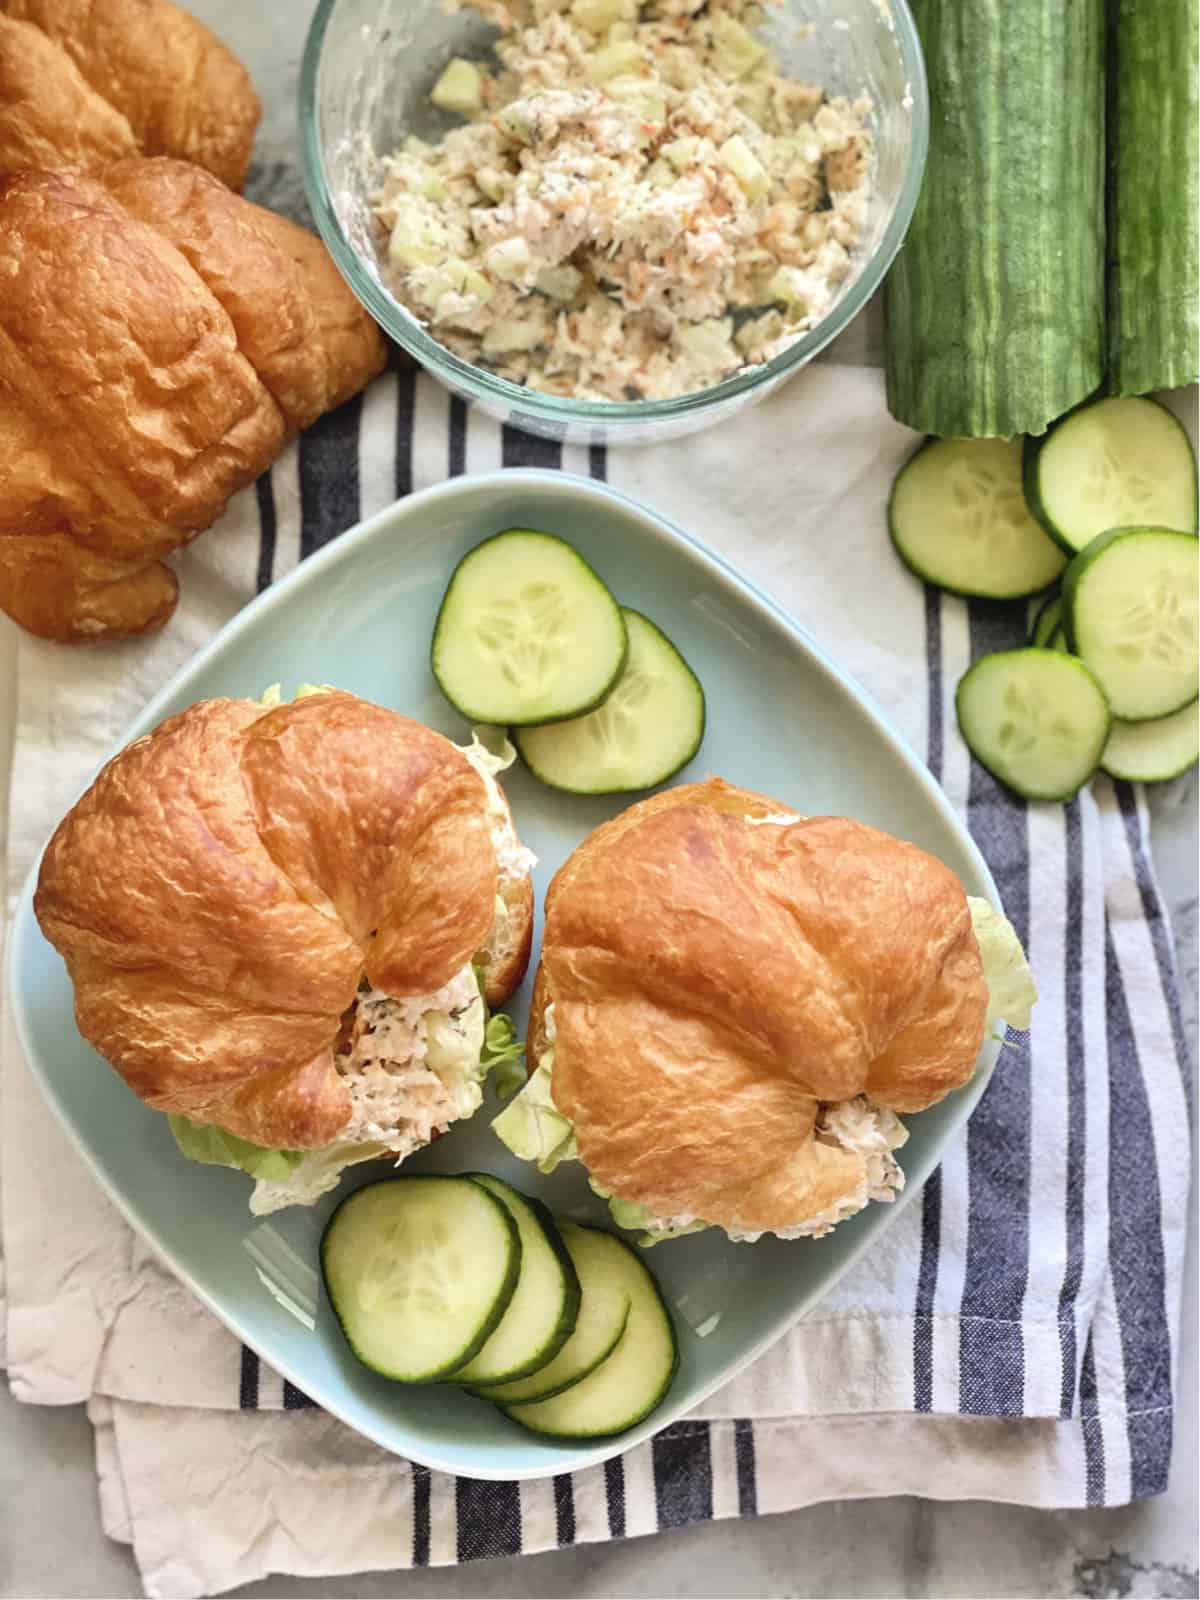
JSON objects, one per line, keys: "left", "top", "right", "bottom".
{"left": 300, "top": 0, "right": 927, "bottom": 448}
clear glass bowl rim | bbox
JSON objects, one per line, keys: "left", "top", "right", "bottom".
{"left": 299, "top": 0, "right": 929, "bottom": 424}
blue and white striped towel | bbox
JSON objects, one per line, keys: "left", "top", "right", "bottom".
{"left": 1, "top": 364, "right": 1192, "bottom": 1599}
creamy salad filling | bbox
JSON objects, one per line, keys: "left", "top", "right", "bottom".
{"left": 494, "top": 1003, "right": 908, "bottom": 1242}
{"left": 248, "top": 738, "right": 534, "bottom": 1214}
{"left": 340, "top": 967, "right": 486, "bottom": 1143}
{"left": 169, "top": 717, "right": 535, "bottom": 1213}
{"left": 372, "top": 0, "right": 873, "bottom": 401}
{"left": 462, "top": 732, "right": 539, "bottom": 882}
{"left": 247, "top": 963, "right": 487, "bottom": 1214}
{"left": 493, "top": 897, "right": 1038, "bottom": 1244}
{"left": 621, "top": 1096, "right": 909, "bottom": 1242}
{"left": 725, "top": 1096, "right": 908, "bottom": 1241}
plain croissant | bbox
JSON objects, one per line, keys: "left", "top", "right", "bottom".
{"left": 0, "top": 160, "right": 388, "bottom": 642}
{"left": 0, "top": 0, "right": 260, "bottom": 188}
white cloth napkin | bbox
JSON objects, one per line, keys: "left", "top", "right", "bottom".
{"left": 1, "top": 365, "right": 1192, "bottom": 1599}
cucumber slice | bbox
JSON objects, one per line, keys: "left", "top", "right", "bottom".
{"left": 1024, "top": 397, "right": 1199, "bottom": 554}
{"left": 431, "top": 530, "right": 627, "bottom": 726}
{"left": 320, "top": 1177, "right": 519, "bottom": 1383}
{"left": 473, "top": 1221, "right": 633, "bottom": 1405}
{"left": 502, "top": 1229, "right": 677, "bottom": 1439}
{"left": 514, "top": 609, "right": 705, "bottom": 794}
{"left": 888, "top": 438, "right": 1067, "bottom": 599}
{"left": 956, "top": 648, "right": 1111, "bottom": 802}
{"left": 1062, "top": 526, "right": 1199, "bottom": 720}
{"left": 1029, "top": 593, "right": 1064, "bottom": 648}
{"left": 1101, "top": 701, "right": 1200, "bottom": 783}
{"left": 446, "top": 1175, "right": 581, "bottom": 1386}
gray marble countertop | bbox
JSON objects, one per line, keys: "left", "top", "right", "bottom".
{"left": 0, "top": 6, "right": 1196, "bottom": 1594}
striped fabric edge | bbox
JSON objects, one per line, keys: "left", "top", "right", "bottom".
{"left": 512, "top": 1407, "right": 1175, "bottom": 1561}
{"left": 227, "top": 372, "right": 1188, "bottom": 1519}
{"left": 100, "top": 1400, "right": 1182, "bottom": 1590}
{"left": 912, "top": 581, "right": 1188, "bottom": 1508}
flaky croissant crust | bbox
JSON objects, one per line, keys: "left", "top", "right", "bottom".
{"left": 0, "top": 0, "right": 261, "bottom": 188}
{"left": 532, "top": 779, "right": 989, "bottom": 1234}
{"left": 0, "top": 161, "right": 386, "bottom": 642}
{"left": 35, "top": 693, "right": 521, "bottom": 1149}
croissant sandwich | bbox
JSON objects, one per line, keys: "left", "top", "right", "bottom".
{"left": 0, "top": 0, "right": 260, "bottom": 187}
{"left": 494, "top": 779, "right": 1035, "bottom": 1245}
{"left": 0, "top": 160, "right": 387, "bottom": 643}
{"left": 34, "top": 689, "right": 536, "bottom": 1215}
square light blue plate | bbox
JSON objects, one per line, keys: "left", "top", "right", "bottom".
{"left": 7, "top": 469, "right": 999, "bottom": 1479}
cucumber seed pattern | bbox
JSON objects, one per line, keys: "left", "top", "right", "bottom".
{"left": 1107, "top": 576, "right": 1197, "bottom": 667}
{"left": 949, "top": 448, "right": 1040, "bottom": 551}
{"left": 580, "top": 666, "right": 655, "bottom": 769}
{"left": 997, "top": 675, "right": 1079, "bottom": 758}
{"left": 359, "top": 1214, "right": 466, "bottom": 1319}
{"left": 472, "top": 581, "right": 570, "bottom": 695}
{"left": 1079, "top": 442, "right": 1160, "bottom": 527}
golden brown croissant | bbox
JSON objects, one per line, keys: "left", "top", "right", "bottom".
{"left": 528, "top": 779, "right": 991, "bottom": 1238}
{"left": 0, "top": 0, "right": 260, "bottom": 188}
{"left": 35, "top": 692, "right": 535, "bottom": 1158}
{"left": 0, "top": 161, "right": 388, "bottom": 643}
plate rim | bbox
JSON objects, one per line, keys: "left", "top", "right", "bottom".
{"left": 7, "top": 467, "right": 1001, "bottom": 1478}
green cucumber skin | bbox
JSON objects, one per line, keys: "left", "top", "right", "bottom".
{"left": 1100, "top": 706, "right": 1200, "bottom": 783}
{"left": 1061, "top": 523, "right": 1190, "bottom": 655}
{"left": 1101, "top": 753, "right": 1198, "bottom": 783}
{"left": 1062, "top": 525, "right": 1200, "bottom": 722}
{"left": 1061, "top": 524, "right": 1122, "bottom": 651}
{"left": 445, "top": 1176, "right": 583, "bottom": 1386}
{"left": 430, "top": 529, "right": 628, "bottom": 728}
{"left": 470, "top": 1303, "right": 632, "bottom": 1406}
{"left": 1107, "top": 0, "right": 1200, "bottom": 395}
{"left": 514, "top": 608, "right": 706, "bottom": 796}
{"left": 501, "top": 1264, "right": 680, "bottom": 1441}
{"left": 320, "top": 1177, "right": 521, "bottom": 1385}
{"left": 514, "top": 732, "right": 705, "bottom": 794}
{"left": 954, "top": 652, "right": 1111, "bottom": 803}
{"left": 1029, "top": 592, "right": 1063, "bottom": 647}
{"left": 1023, "top": 399, "right": 1200, "bottom": 555}
{"left": 1022, "top": 434, "right": 1072, "bottom": 555}
{"left": 885, "top": 0, "right": 1105, "bottom": 438}
{"left": 886, "top": 439, "right": 1062, "bottom": 601}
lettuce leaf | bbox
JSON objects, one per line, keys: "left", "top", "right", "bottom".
{"left": 482, "top": 1011, "right": 526, "bottom": 1098}
{"left": 968, "top": 896, "right": 1037, "bottom": 1031}
{"left": 168, "top": 1115, "right": 303, "bottom": 1184}
{"left": 588, "top": 1178, "right": 709, "bottom": 1247}
{"left": 258, "top": 682, "right": 333, "bottom": 710}
{"left": 491, "top": 1050, "right": 577, "bottom": 1172}
{"left": 247, "top": 1140, "right": 394, "bottom": 1215}
{"left": 458, "top": 725, "right": 519, "bottom": 777}
{"left": 606, "top": 1199, "right": 709, "bottom": 1246}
